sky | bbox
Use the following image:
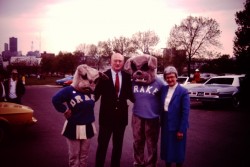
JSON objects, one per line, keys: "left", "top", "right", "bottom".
{"left": 0, "top": 0, "right": 246, "bottom": 56}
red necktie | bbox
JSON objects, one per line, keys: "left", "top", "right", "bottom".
{"left": 115, "top": 73, "right": 120, "bottom": 96}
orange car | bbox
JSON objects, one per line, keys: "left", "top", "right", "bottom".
{"left": 0, "top": 102, "right": 37, "bottom": 143}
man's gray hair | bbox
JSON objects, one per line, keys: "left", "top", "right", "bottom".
{"left": 164, "top": 66, "right": 178, "bottom": 77}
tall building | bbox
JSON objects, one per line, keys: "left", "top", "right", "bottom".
{"left": 4, "top": 43, "right": 8, "bottom": 51}
{"left": 9, "top": 37, "right": 17, "bottom": 52}
{"left": 2, "top": 37, "right": 18, "bottom": 61}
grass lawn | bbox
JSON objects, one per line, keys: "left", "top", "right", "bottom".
{"left": 25, "top": 76, "right": 62, "bottom": 85}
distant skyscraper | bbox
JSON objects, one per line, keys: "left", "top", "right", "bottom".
{"left": 9, "top": 37, "right": 17, "bottom": 52}
{"left": 4, "top": 43, "right": 8, "bottom": 51}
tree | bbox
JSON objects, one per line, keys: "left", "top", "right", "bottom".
{"left": 202, "top": 54, "right": 237, "bottom": 74}
{"left": 75, "top": 43, "right": 87, "bottom": 55}
{"left": 96, "top": 41, "right": 113, "bottom": 70}
{"left": 97, "top": 41, "right": 113, "bottom": 57}
{"left": 40, "top": 54, "right": 56, "bottom": 75}
{"left": 109, "top": 36, "right": 136, "bottom": 56}
{"left": 55, "top": 52, "right": 80, "bottom": 75}
{"left": 74, "top": 50, "right": 85, "bottom": 64}
{"left": 86, "top": 44, "right": 98, "bottom": 56}
{"left": 8, "top": 62, "right": 39, "bottom": 77}
{"left": 132, "top": 30, "right": 160, "bottom": 54}
{"left": 75, "top": 43, "right": 87, "bottom": 64}
{"left": 234, "top": 0, "right": 250, "bottom": 74}
{"left": 167, "top": 16, "right": 221, "bottom": 77}
{"left": 163, "top": 48, "right": 187, "bottom": 75}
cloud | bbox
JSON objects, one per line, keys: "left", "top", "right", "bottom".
{"left": 0, "top": 0, "right": 66, "bottom": 16}
{"left": 168, "top": 0, "right": 245, "bottom": 12}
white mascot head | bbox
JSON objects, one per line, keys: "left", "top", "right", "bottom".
{"left": 71, "top": 64, "right": 107, "bottom": 93}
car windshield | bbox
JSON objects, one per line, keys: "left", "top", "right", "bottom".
{"left": 205, "top": 78, "right": 234, "bottom": 85}
{"left": 177, "top": 77, "right": 187, "bottom": 84}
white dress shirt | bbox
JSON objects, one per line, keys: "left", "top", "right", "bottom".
{"left": 164, "top": 83, "right": 178, "bottom": 112}
{"left": 1, "top": 82, "right": 5, "bottom": 98}
{"left": 9, "top": 78, "right": 18, "bottom": 99}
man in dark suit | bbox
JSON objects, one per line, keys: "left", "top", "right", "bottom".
{"left": 95, "top": 52, "right": 134, "bottom": 167}
{"left": 4, "top": 69, "right": 25, "bottom": 104}
{"left": 0, "top": 71, "right": 6, "bottom": 102}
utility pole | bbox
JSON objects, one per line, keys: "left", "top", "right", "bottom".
{"left": 31, "top": 41, "right": 34, "bottom": 52}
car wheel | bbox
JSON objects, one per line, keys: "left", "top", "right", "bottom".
{"left": 0, "top": 123, "right": 9, "bottom": 144}
{"left": 232, "top": 95, "right": 240, "bottom": 109}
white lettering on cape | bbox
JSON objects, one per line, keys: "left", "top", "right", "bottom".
{"left": 69, "top": 94, "right": 93, "bottom": 107}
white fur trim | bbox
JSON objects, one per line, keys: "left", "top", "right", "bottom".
{"left": 76, "top": 125, "right": 87, "bottom": 139}
{"left": 61, "top": 120, "right": 68, "bottom": 135}
{"left": 92, "top": 122, "right": 97, "bottom": 134}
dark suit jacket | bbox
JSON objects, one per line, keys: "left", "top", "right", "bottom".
{"left": 4, "top": 78, "right": 25, "bottom": 100}
{"left": 95, "top": 69, "right": 134, "bottom": 127}
{"left": 0, "top": 82, "right": 5, "bottom": 101}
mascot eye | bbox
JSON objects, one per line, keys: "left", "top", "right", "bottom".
{"left": 141, "top": 63, "right": 149, "bottom": 71}
{"left": 81, "top": 74, "right": 88, "bottom": 80}
{"left": 131, "top": 62, "right": 137, "bottom": 71}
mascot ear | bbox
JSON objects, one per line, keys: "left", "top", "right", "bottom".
{"left": 148, "top": 56, "right": 157, "bottom": 70}
{"left": 124, "top": 58, "right": 132, "bottom": 74}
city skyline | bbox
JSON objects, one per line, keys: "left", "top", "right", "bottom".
{"left": 0, "top": 0, "right": 246, "bottom": 55}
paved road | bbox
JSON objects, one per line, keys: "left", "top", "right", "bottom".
{"left": 0, "top": 85, "right": 250, "bottom": 167}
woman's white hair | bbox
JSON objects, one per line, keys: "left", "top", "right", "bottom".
{"left": 164, "top": 66, "right": 178, "bottom": 77}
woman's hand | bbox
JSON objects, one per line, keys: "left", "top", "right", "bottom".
{"left": 64, "top": 109, "right": 72, "bottom": 119}
{"left": 177, "top": 131, "right": 184, "bottom": 140}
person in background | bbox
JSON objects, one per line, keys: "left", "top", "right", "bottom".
{"left": 94, "top": 52, "right": 134, "bottom": 167}
{"left": 22, "top": 75, "right": 26, "bottom": 85}
{"left": 193, "top": 69, "right": 201, "bottom": 83}
{"left": 4, "top": 69, "right": 25, "bottom": 104}
{"left": 160, "top": 66, "right": 190, "bottom": 167}
{"left": 0, "top": 71, "right": 6, "bottom": 102}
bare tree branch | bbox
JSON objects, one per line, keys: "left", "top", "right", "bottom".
{"left": 167, "top": 16, "right": 221, "bottom": 76}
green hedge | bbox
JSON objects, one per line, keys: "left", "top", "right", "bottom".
{"left": 25, "top": 76, "right": 61, "bottom": 85}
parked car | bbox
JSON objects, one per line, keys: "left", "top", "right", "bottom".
{"left": 200, "top": 73, "right": 218, "bottom": 83}
{"left": 55, "top": 75, "right": 73, "bottom": 85}
{"left": 0, "top": 102, "right": 37, "bottom": 143}
{"left": 176, "top": 76, "right": 204, "bottom": 90}
{"left": 63, "top": 79, "right": 73, "bottom": 87}
{"left": 188, "top": 74, "right": 245, "bottom": 108}
{"left": 157, "top": 74, "right": 191, "bottom": 86}
{"left": 177, "top": 76, "right": 190, "bottom": 85}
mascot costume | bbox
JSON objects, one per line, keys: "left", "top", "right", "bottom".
{"left": 124, "top": 54, "right": 164, "bottom": 167}
{"left": 52, "top": 64, "right": 107, "bottom": 167}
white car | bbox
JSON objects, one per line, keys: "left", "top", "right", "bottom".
{"left": 157, "top": 74, "right": 190, "bottom": 86}
{"left": 177, "top": 76, "right": 190, "bottom": 85}
{"left": 188, "top": 74, "right": 245, "bottom": 108}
